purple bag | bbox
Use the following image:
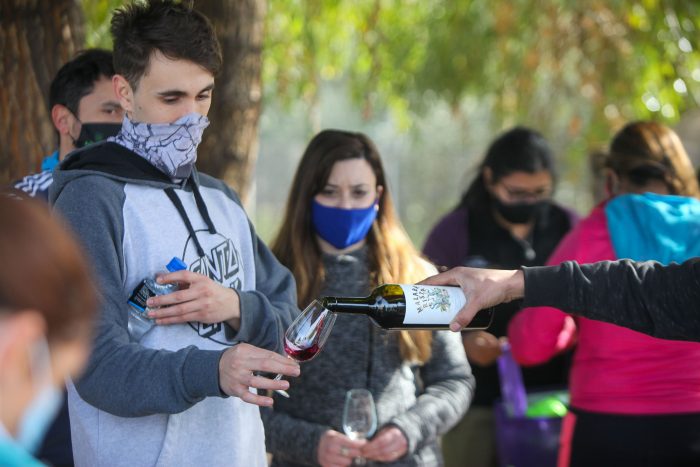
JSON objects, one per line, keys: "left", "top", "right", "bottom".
{"left": 497, "top": 342, "right": 528, "bottom": 417}
{"left": 495, "top": 342, "right": 562, "bottom": 467}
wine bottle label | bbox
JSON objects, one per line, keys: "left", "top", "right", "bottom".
{"left": 399, "top": 285, "right": 467, "bottom": 325}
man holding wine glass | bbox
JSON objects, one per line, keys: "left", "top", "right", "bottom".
{"left": 50, "top": 2, "right": 300, "bottom": 466}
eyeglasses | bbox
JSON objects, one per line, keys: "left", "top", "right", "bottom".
{"left": 498, "top": 183, "right": 552, "bottom": 203}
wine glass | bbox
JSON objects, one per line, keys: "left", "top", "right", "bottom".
{"left": 273, "top": 299, "right": 337, "bottom": 397}
{"left": 342, "top": 388, "right": 377, "bottom": 466}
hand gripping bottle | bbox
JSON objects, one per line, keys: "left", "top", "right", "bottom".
{"left": 127, "top": 257, "right": 187, "bottom": 341}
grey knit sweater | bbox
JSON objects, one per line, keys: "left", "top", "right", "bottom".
{"left": 262, "top": 247, "right": 475, "bottom": 466}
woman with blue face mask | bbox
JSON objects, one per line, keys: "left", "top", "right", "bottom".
{"left": 262, "top": 129, "right": 474, "bottom": 467}
{"left": 0, "top": 194, "right": 97, "bottom": 466}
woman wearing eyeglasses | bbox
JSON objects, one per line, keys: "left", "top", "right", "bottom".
{"left": 423, "top": 126, "right": 578, "bottom": 467}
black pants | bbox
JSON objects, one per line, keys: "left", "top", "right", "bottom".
{"left": 566, "top": 407, "right": 700, "bottom": 467}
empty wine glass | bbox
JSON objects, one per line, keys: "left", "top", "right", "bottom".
{"left": 342, "top": 388, "right": 377, "bottom": 466}
{"left": 273, "top": 299, "right": 337, "bottom": 397}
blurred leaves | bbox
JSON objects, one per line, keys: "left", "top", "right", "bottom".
{"left": 83, "top": 0, "right": 700, "bottom": 169}
{"left": 82, "top": 0, "right": 123, "bottom": 48}
{"left": 265, "top": 0, "right": 700, "bottom": 149}
{"left": 85, "top": 0, "right": 700, "bottom": 136}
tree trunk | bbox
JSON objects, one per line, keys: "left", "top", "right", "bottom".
{"left": 0, "top": 0, "right": 84, "bottom": 183}
{"left": 196, "top": 0, "right": 265, "bottom": 205}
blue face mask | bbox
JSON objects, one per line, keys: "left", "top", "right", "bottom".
{"left": 15, "top": 337, "right": 63, "bottom": 455}
{"left": 311, "top": 199, "right": 378, "bottom": 250}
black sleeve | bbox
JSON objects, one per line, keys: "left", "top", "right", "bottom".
{"left": 522, "top": 258, "right": 700, "bottom": 342}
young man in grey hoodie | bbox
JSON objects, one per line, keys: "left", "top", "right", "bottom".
{"left": 50, "top": 1, "right": 300, "bottom": 465}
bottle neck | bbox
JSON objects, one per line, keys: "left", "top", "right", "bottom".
{"left": 322, "top": 296, "right": 373, "bottom": 314}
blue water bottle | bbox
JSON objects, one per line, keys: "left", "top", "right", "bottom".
{"left": 127, "top": 257, "right": 187, "bottom": 341}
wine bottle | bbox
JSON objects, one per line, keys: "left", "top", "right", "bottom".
{"left": 321, "top": 284, "right": 494, "bottom": 330}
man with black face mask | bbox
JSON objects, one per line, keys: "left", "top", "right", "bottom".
{"left": 9, "top": 49, "right": 123, "bottom": 467}
{"left": 13, "top": 49, "right": 124, "bottom": 200}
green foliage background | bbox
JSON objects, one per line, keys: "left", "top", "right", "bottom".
{"left": 265, "top": 0, "right": 699, "bottom": 145}
{"left": 82, "top": 0, "right": 700, "bottom": 243}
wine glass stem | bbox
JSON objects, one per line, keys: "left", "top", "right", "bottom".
{"left": 272, "top": 373, "right": 290, "bottom": 398}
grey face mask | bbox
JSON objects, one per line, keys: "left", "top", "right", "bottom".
{"left": 111, "top": 113, "right": 210, "bottom": 179}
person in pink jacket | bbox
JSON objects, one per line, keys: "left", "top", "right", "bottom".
{"left": 508, "top": 121, "right": 700, "bottom": 467}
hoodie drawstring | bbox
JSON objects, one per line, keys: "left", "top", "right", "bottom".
{"left": 164, "top": 177, "right": 217, "bottom": 258}
{"left": 191, "top": 180, "right": 217, "bottom": 234}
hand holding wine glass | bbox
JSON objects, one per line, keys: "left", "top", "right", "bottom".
{"left": 273, "top": 299, "right": 337, "bottom": 397}
{"left": 218, "top": 343, "right": 299, "bottom": 407}
{"left": 360, "top": 426, "right": 408, "bottom": 463}
{"left": 317, "top": 430, "right": 366, "bottom": 467}
{"left": 342, "top": 389, "right": 377, "bottom": 466}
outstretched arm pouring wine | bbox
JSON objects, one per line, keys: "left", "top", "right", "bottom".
{"left": 420, "top": 258, "right": 700, "bottom": 342}
{"left": 419, "top": 268, "right": 524, "bottom": 332}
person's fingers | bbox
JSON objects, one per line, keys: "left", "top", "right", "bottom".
{"left": 222, "top": 368, "right": 289, "bottom": 401}
{"left": 449, "top": 300, "right": 481, "bottom": 331}
{"left": 251, "top": 359, "right": 300, "bottom": 377}
{"left": 147, "top": 287, "right": 199, "bottom": 308}
{"left": 229, "top": 348, "right": 300, "bottom": 378}
{"left": 237, "top": 388, "right": 275, "bottom": 407}
{"left": 418, "top": 269, "right": 462, "bottom": 287}
{"left": 246, "top": 373, "right": 292, "bottom": 391}
{"left": 148, "top": 300, "right": 200, "bottom": 319}
{"left": 324, "top": 455, "right": 351, "bottom": 467}
{"left": 153, "top": 311, "right": 201, "bottom": 325}
{"left": 156, "top": 270, "right": 204, "bottom": 285}
{"left": 360, "top": 444, "right": 381, "bottom": 458}
{"left": 366, "top": 437, "right": 402, "bottom": 459}
{"left": 473, "top": 331, "right": 499, "bottom": 347}
{"left": 319, "top": 434, "right": 362, "bottom": 467}
{"left": 341, "top": 440, "right": 365, "bottom": 458}
{"left": 246, "top": 353, "right": 301, "bottom": 376}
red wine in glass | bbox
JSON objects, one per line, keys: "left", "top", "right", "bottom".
{"left": 283, "top": 341, "right": 321, "bottom": 362}
{"left": 273, "top": 299, "right": 337, "bottom": 397}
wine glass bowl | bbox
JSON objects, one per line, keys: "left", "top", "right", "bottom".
{"left": 283, "top": 299, "right": 336, "bottom": 362}
{"left": 342, "top": 388, "right": 377, "bottom": 465}
{"left": 273, "top": 300, "right": 336, "bottom": 397}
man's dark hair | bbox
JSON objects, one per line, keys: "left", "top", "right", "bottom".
{"left": 49, "top": 48, "right": 116, "bottom": 117}
{"left": 110, "top": 0, "right": 222, "bottom": 88}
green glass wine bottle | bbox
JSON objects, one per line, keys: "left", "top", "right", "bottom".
{"left": 322, "top": 284, "right": 494, "bottom": 330}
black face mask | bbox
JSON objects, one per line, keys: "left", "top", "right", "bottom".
{"left": 73, "top": 123, "right": 122, "bottom": 148}
{"left": 493, "top": 197, "right": 546, "bottom": 224}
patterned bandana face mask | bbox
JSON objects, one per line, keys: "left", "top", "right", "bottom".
{"left": 112, "top": 113, "right": 210, "bottom": 179}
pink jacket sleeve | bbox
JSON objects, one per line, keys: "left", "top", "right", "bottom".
{"left": 508, "top": 226, "right": 582, "bottom": 366}
{"left": 508, "top": 205, "right": 612, "bottom": 366}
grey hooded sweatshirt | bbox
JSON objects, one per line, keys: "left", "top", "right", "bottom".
{"left": 50, "top": 142, "right": 298, "bottom": 467}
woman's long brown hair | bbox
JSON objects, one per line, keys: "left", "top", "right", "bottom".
{"left": 0, "top": 193, "right": 97, "bottom": 342}
{"left": 271, "top": 129, "right": 434, "bottom": 364}
{"left": 607, "top": 121, "right": 700, "bottom": 198}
